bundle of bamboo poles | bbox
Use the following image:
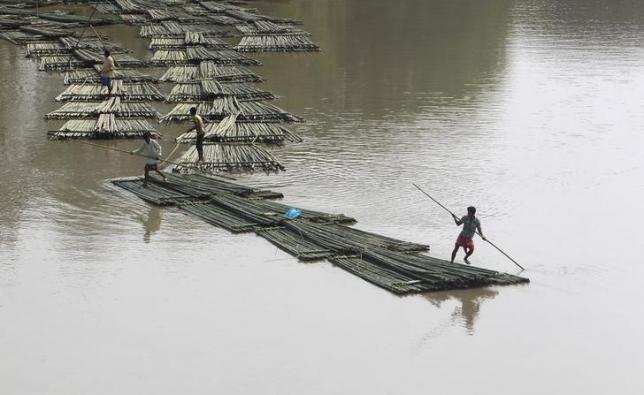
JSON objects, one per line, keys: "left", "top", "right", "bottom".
{"left": 0, "top": 30, "right": 44, "bottom": 45}
{"left": 55, "top": 82, "right": 164, "bottom": 101}
{"left": 140, "top": 24, "right": 172, "bottom": 38}
{"left": 174, "top": 143, "right": 284, "bottom": 173}
{"left": 166, "top": 80, "right": 274, "bottom": 102}
{"left": 64, "top": 68, "right": 155, "bottom": 84}
{"left": 147, "top": 9, "right": 173, "bottom": 21}
{"left": 149, "top": 38, "right": 185, "bottom": 49}
{"left": 59, "top": 37, "right": 128, "bottom": 52}
{"left": 162, "top": 98, "right": 303, "bottom": 122}
{"left": 186, "top": 45, "right": 216, "bottom": 61}
{"left": 208, "top": 15, "right": 240, "bottom": 25}
{"left": 46, "top": 100, "right": 160, "bottom": 119}
{"left": 26, "top": 41, "right": 66, "bottom": 56}
{"left": 159, "top": 63, "right": 262, "bottom": 83}
{"left": 151, "top": 49, "right": 187, "bottom": 64}
{"left": 177, "top": 118, "right": 302, "bottom": 144}
{"left": 115, "top": 0, "right": 145, "bottom": 13}
{"left": 235, "top": 35, "right": 319, "bottom": 52}
{"left": 121, "top": 14, "right": 150, "bottom": 25}
{"left": 235, "top": 20, "right": 309, "bottom": 36}
{"left": 38, "top": 55, "right": 83, "bottom": 71}
{"left": 49, "top": 116, "right": 155, "bottom": 139}
{"left": 200, "top": 1, "right": 225, "bottom": 12}
{"left": 224, "top": 9, "right": 263, "bottom": 22}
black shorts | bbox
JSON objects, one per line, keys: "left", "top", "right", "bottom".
{"left": 100, "top": 76, "right": 112, "bottom": 86}
{"left": 196, "top": 134, "right": 204, "bottom": 149}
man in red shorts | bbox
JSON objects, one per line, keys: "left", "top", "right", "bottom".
{"left": 450, "top": 206, "right": 486, "bottom": 264}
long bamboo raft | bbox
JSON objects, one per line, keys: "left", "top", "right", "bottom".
{"left": 110, "top": 174, "right": 529, "bottom": 294}
{"left": 151, "top": 47, "right": 260, "bottom": 66}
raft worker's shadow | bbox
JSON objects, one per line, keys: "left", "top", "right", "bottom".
{"left": 423, "top": 287, "right": 499, "bottom": 334}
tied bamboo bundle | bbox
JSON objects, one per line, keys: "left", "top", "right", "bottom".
{"left": 235, "top": 35, "right": 320, "bottom": 52}
{"left": 38, "top": 55, "right": 83, "bottom": 71}
{"left": 162, "top": 97, "right": 303, "bottom": 122}
{"left": 73, "top": 49, "right": 147, "bottom": 67}
{"left": 235, "top": 21, "right": 309, "bottom": 36}
{"left": 159, "top": 63, "right": 262, "bottom": 83}
{"left": 59, "top": 37, "right": 128, "bottom": 52}
{"left": 166, "top": 80, "right": 273, "bottom": 102}
{"left": 46, "top": 101, "right": 161, "bottom": 119}
{"left": 55, "top": 82, "right": 164, "bottom": 101}
{"left": 26, "top": 41, "right": 66, "bottom": 56}
{"left": 140, "top": 24, "right": 172, "bottom": 37}
{"left": 174, "top": 143, "right": 285, "bottom": 173}
{"left": 115, "top": 0, "right": 145, "bottom": 13}
{"left": 161, "top": 20, "right": 185, "bottom": 35}
{"left": 200, "top": 2, "right": 226, "bottom": 13}
{"left": 224, "top": 9, "right": 263, "bottom": 22}
{"left": 149, "top": 38, "right": 185, "bottom": 49}
{"left": 208, "top": 15, "right": 240, "bottom": 25}
{"left": 151, "top": 49, "right": 187, "bottom": 65}
{"left": 121, "top": 14, "right": 150, "bottom": 25}
{"left": 186, "top": 45, "right": 217, "bottom": 61}
{"left": 0, "top": 30, "right": 44, "bottom": 45}
{"left": 49, "top": 117, "right": 156, "bottom": 139}
{"left": 176, "top": 114, "right": 302, "bottom": 144}
{"left": 147, "top": 9, "right": 174, "bottom": 21}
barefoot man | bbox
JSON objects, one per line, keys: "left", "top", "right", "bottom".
{"left": 130, "top": 131, "right": 166, "bottom": 186}
{"left": 450, "top": 206, "right": 486, "bottom": 264}
{"left": 100, "top": 49, "right": 116, "bottom": 96}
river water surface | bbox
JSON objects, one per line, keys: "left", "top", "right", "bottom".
{"left": 1, "top": 1, "right": 644, "bottom": 394}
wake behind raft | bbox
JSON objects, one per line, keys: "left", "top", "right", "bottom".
{"left": 109, "top": 173, "right": 529, "bottom": 295}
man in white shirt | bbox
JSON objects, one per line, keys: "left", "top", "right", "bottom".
{"left": 100, "top": 49, "right": 116, "bottom": 95}
{"left": 131, "top": 131, "right": 166, "bottom": 186}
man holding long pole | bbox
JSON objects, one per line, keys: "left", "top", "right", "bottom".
{"left": 451, "top": 206, "right": 486, "bottom": 264}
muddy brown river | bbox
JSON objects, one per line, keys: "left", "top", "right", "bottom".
{"left": 1, "top": 1, "right": 644, "bottom": 394}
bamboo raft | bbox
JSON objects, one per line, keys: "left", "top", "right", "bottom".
{"left": 120, "top": 14, "right": 150, "bottom": 25}
{"left": 38, "top": 55, "right": 84, "bottom": 71}
{"left": 208, "top": 15, "right": 240, "bottom": 25}
{"left": 166, "top": 81, "right": 274, "bottom": 102}
{"left": 159, "top": 62, "right": 262, "bottom": 83}
{"left": 48, "top": 116, "right": 156, "bottom": 139}
{"left": 139, "top": 21, "right": 231, "bottom": 38}
{"left": 235, "top": 35, "right": 319, "bottom": 52}
{"left": 174, "top": 143, "right": 285, "bottom": 174}
{"left": 72, "top": 49, "right": 146, "bottom": 67}
{"left": 161, "top": 98, "right": 303, "bottom": 123}
{"left": 115, "top": 0, "right": 146, "bottom": 14}
{"left": 110, "top": 174, "right": 529, "bottom": 294}
{"left": 0, "top": 30, "right": 44, "bottom": 45}
{"left": 176, "top": 115, "right": 302, "bottom": 144}
{"left": 55, "top": 82, "right": 164, "bottom": 101}
{"left": 63, "top": 68, "right": 156, "bottom": 84}
{"left": 45, "top": 99, "right": 160, "bottom": 119}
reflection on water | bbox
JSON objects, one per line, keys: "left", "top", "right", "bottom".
{"left": 424, "top": 288, "right": 499, "bottom": 334}
{"left": 140, "top": 207, "right": 162, "bottom": 243}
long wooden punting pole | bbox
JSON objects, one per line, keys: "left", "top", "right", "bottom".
{"left": 412, "top": 183, "right": 525, "bottom": 271}
{"left": 79, "top": 141, "right": 236, "bottom": 180}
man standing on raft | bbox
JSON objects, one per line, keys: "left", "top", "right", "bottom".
{"left": 188, "top": 107, "right": 205, "bottom": 162}
{"left": 451, "top": 206, "right": 486, "bottom": 264}
{"left": 100, "top": 49, "right": 116, "bottom": 96}
{"left": 130, "top": 131, "right": 166, "bottom": 186}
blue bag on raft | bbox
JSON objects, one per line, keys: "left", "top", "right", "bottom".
{"left": 285, "top": 208, "right": 302, "bottom": 220}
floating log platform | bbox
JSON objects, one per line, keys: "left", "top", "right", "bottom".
{"left": 110, "top": 174, "right": 529, "bottom": 294}
{"left": 166, "top": 81, "right": 274, "bottom": 102}
{"left": 149, "top": 35, "right": 229, "bottom": 50}
{"left": 235, "top": 21, "right": 310, "bottom": 36}
{"left": 159, "top": 62, "right": 263, "bottom": 83}
{"left": 176, "top": 115, "right": 302, "bottom": 144}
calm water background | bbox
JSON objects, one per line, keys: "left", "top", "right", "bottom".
{"left": 2, "top": 0, "right": 644, "bottom": 394}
